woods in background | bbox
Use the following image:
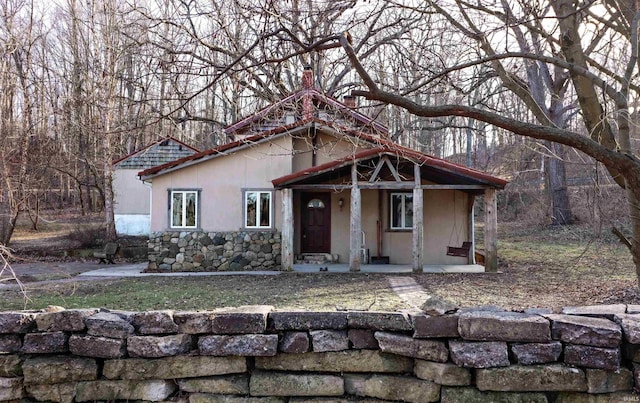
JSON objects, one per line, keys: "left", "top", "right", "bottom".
{"left": 1, "top": 0, "right": 638, "bottom": 272}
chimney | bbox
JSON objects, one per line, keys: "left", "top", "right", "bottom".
{"left": 302, "top": 66, "right": 314, "bottom": 119}
{"left": 301, "top": 65, "right": 314, "bottom": 89}
{"left": 343, "top": 95, "right": 356, "bottom": 109}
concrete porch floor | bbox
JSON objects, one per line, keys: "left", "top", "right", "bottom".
{"left": 73, "top": 263, "right": 485, "bottom": 278}
{"left": 292, "top": 263, "right": 485, "bottom": 273}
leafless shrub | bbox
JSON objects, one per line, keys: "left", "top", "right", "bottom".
{"left": 68, "top": 224, "right": 106, "bottom": 248}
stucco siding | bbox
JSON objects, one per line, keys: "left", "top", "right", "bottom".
{"left": 315, "top": 132, "right": 368, "bottom": 164}
{"left": 150, "top": 137, "right": 292, "bottom": 232}
{"left": 292, "top": 131, "right": 370, "bottom": 172}
{"left": 114, "top": 169, "right": 150, "bottom": 215}
{"left": 381, "top": 189, "right": 470, "bottom": 265}
{"left": 325, "top": 188, "right": 470, "bottom": 265}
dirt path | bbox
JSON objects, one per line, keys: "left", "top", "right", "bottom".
{"left": 387, "top": 276, "right": 430, "bottom": 309}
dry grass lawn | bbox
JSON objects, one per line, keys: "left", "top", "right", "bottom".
{"left": 1, "top": 217, "right": 639, "bottom": 312}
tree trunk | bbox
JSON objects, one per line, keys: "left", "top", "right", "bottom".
{"left": 0, "top": 186, "right": 15, "bottom": 245}
{"left": 102, "top": 91, "right": 117, "bottom": 242}
{"left": 545, "top": 141, "right": 573, "bottom": 225}
{"left": 627, "top": 187, "right": 640, "bottom": 284}
{"left": 104, "top": 163, "right": 117, "bottom": 241}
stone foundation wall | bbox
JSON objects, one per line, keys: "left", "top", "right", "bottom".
{"left": 147, "top": 231, "right": 281, "bottom": 271}
{"left": 2, "top": 304, "right": 640, "bottom": 402}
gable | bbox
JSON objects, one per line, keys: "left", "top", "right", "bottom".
{"left": 115, "top": 137, "right": 199, "bottom": 170}
{"left": 272, "top": 147, "right": 508, "bottom": 189}
{"left": 225, "top": 89, "right": 388, "bottom": 140}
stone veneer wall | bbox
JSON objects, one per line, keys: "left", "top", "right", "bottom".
{"left": 147, "top": 231, "right": 281, "bottom": 272}
{"left": 2, "top": 305, "right": 640, "bottom": 402}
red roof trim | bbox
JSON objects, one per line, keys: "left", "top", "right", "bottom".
{"left": 312, "top": 90, "right": 387, "bottom": 134}
{"left": 272, "top": 148, "right": 386, "bottom": 187}
{"left": 113, "top": 136, "right": 199, "bottom": 166}
{"left": 138, "top": 117, "right": 388, "bottom": 178}
{"left": 138, "top": 118, "right": 319, "bottom": 178}
{"left": 224, "top": 92, "right": 303, "bottom": 135}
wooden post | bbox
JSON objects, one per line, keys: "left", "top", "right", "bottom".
{"left": 468, "top": 194, "right": 476, "bottom": 265}
{"left": 281, "top": 188, "right": 294, "bottom": 271}
{"left": 349, "top": 164, "right": 361, "bottom": 272}
{"left": 412, "top": 164, "right": 423, "bottom": 273}
{"left": 484, "top": 188, "right": 498, "bottom": 272}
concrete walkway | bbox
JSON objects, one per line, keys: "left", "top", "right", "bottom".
{"left": 387, "top": 276, "right": 431, "bottom": 309}
{"left": 78, "top": 263, "right": 280, "bottom": 277}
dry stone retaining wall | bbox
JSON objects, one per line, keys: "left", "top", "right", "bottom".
{"left": 147, "top": 231, "right": 281, "bottom": 272}
{"left": 2, "top": 304, "right": 640, "bottom": 402}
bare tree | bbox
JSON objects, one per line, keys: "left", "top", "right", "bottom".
{"left": 0, "top": 0, "right": 42, "bottom": 245}
{"left": 337, "top": 0, "right": 640, "bottom": 281}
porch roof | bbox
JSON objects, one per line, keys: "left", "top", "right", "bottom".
{"left": 272, "top": 146, "right": 508, "bottom": 189}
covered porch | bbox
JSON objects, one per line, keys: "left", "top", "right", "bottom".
{"left": 274, "top": 147, "right": 507, "bottom": 273}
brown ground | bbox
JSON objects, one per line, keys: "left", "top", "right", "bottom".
{"left": 413, "top": 223, "right": 638, "bottom": 311}
{"left": 2, "top": 212, "right": 640, "bottom": 311}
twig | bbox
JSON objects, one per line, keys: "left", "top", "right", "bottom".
{"left": 611, "top": 226, "right": 633, "bottom": 250}
{"left": 366, "top": 290, "right": 378, "bottom": 311}
{"left": 0, "top": 245, "right": 28, "bottom": 301}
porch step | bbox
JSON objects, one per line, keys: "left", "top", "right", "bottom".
{"left": 295, "top": 253, "right": 339, "bottom": 264}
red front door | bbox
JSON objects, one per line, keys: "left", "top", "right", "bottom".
{"left": 301, "top": 192, "right": 331, "bottom": 253}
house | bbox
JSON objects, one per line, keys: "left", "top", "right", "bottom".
{"left": 113, "top": 137, "right": 199, "bottom": 236}
{"left": 139, "top": 67, "right": 507, "bottom": 272}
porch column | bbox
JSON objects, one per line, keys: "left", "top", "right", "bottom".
{"left": 468, "top": 194, "right": 476, "bottom": 265}
{"left": 412, "top": 164, "right": 424, "bottom": 273}
{"left": 281, "top": 188, "right": 294, "bottom": 271}
{"left": 484, "top": 188, "right": 498, "bottom": 272}
{"left": 349, "top": 164, "right": 361, "bottom": 272}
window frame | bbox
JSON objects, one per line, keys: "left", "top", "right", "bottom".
{"left": 168, "top": 189, "right": 200, "bottom": 229}
{"left": 243, "top": 189, "right": 274, "bottom": 230}
{"left": 390, "top": 192, "right": 413, "bottom": 230}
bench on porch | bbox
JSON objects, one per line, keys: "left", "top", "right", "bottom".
{"left": 447, "top": 241, "right": 472, "bottom": 257}
{"left": 93, "top": 242, "right": 119, "bottom": 264}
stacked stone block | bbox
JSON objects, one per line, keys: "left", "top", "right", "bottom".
{"left": 147, "top": 231, "right": 282, "bottom": 272}
{"left": 1, "top": 305, "right": 640, "bottom": 402}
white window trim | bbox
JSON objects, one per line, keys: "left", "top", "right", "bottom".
{"left": 390, "top": 192, "right": 412, "bottom": 230}
{"left": 170, "top": 190, "right": 199, "bottom": 229}
{"left": 244, "top": 190, "right": 273, "bottom": 229}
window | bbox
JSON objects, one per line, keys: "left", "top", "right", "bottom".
{"left": 170, "top": 190, "right": 198, "bottom": 229}
{"left": 245, "top": 190, "right": 272, "bottom": 229}
{"left": 390, "top": 193, "right": 413, "bottom": 230}
{"left": 307, "top": 198, "right": 325, "bottom": 208}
